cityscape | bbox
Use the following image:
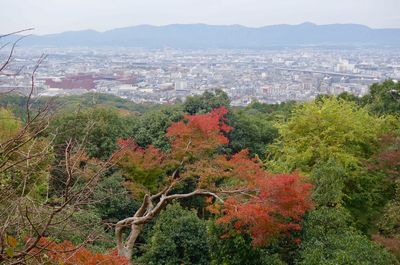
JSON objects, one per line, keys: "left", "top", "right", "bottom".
{"left": 1, "top": 46, "right": 399, "bottom": 105}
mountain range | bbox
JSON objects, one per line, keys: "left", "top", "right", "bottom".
{"left": 13, "top": 22, "right": 400, "bottom": 49}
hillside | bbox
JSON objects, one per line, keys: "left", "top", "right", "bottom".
{"left": 16, "top": 22, "right": 400, "bottom": 48}
{"left": 1, "top": 84, "right": 399, "bottom": 264}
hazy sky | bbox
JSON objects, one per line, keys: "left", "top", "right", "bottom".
{"left": 1, "top": 0, "right": 400, "bottom": 34}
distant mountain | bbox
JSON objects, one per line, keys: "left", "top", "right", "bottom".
{"left": 13, "top": 23, "right": 400, "bottom": 48}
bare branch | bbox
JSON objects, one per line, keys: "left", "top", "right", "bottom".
{"left": 0, "top": 28, "right": 34, "bottom": 39}
{"left": 0, "top": 35, "right": 29, "bottom": 73}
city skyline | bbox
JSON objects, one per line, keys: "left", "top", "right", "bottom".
{"left": 1, "top": 0, "right": 400, "bottom": 34}
{"left": 1, "top": 46, "right": 398, "bottom": 105}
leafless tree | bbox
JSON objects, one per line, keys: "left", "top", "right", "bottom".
{"left": 0, "top": 30, "right": 124, "bottom": 264}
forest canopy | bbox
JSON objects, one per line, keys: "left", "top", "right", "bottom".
{"left": 1, "top": 83, "right": 400, "bottom": 265}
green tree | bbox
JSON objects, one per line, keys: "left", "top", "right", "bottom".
{"left": 51, "top": 107, "right": 136, "bottom": 160}
{"left": 92, "top": 173, "right": 139, "bottom": 222}
{"left": 208, "top": 222, "right": 286, "bottom": 265}
{"left": 337, "top": 92, "right": 362, "bottom": 104}
{"left": 47, "top": 207, "right": 114, "bottom": 251}
{"left": 228, "top": 109, "right": 278, "bottom": 158}
{"left": 49, "top": 108, "right": 137, "bottom": 197}
{"left": 268, "top": 97, "right": 387, "bottom": 174}
{"left": 138, "top": 203, "right": 210, "bottom": 265}
{"left": 246, "top": 100, "right": 296, "bottom": 121}
{"left": 310, "top": 159, "right": 346, "bottom": 207}
{"left": 375, "top": 184, "right": 400, "bottom": 260}
{"left": 268, "top": 97, "right": 397, "bottom": 232}
{"left": 363, "top": 80, "right": 400, "bottom": 115}
{"left": 297, "top": 207, "right": 397, "bottom": 265}
{"left": 183, "top": 89, "right": 230, "bottom": 115}
{"left": 131, "top": 105, "right": 183, "bottom": 150}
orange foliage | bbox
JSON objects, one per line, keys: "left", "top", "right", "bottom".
{"left": 30, "top": 238, "right": 128, "bottom": 265}
{"left": 215, "top": 151, "right": 313, "bottom": 246}
{"left": 115, "top": 107, "right": 313, "bottom": 247}
{"left": 116, "top": 138, "right": 164, "bottom": 169}
{"left": 166, "top": 106, "right": 231, "bottom": 158}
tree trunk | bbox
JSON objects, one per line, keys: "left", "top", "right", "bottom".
{"left": 116, "top": 223, "right": 143, "bottom": 264}
{"left": 115, "top": 189, "right": 222, "bottom": 263}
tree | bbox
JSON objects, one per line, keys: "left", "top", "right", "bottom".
{"left": 216, "top": 167, "right": 312, "bottom": 247}
{"left": 227, "top": 109, "right": 278, "bottom": 158}
{"left": 114, "top": 107, "right": 312, "bottom": 263}
{"left": 297, "top": 207, "right": 397, "bottom": 265}
{"left": 207, "top": 222, "right": 287, "bottom": 265}
{"left": 245, "top": 100, "right": 296, "bottom": 120}
{"left": 363, "top": 80, "right": 400, "bottom": 115}
{"left": 48, "top": 108, "right": 136, "bottom": 202}
{"left": 370, "top": 133, "right": 400, "bottom": 259}
{"left": 92, "top": 173, "right": 140, "bottom": 222}
{"left": 268, "top": 97, "right": 387, "bottom": 174}
{"left": 50, "top": 108, "right": 136, "bottom": 160}
{"left": 375, "top": 182, "right": 400, "bottom": 260}
{"left": 131, "top": 105, "right": 183, "bottom": 151}
{"left": 183, "top": 89, "right": 230, "bottom": 115}
{"left": 369, "top": 133, "right": 400, "bottom": 182}
{"left": 309, "top": 159, "right": 346, "bottom": 207}
{"left": 0, "top": 119, "right": 121, "bottom": 264}
{"left": 337, "top": 92, "right": 362, "bottom": 104}
{"left": 267, "top": 97, "right": 399, "bottom": 231}
{"left": 0, "top": 31, "right": 125, "bottom": 263}
{"left": 139, "top": 203, "right": 210, "bottom": 265}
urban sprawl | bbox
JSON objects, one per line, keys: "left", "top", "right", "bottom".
{"left": 1, "top": 47, "right": 399, "bottom": 105}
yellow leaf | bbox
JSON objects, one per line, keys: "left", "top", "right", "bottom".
{"left": 7, "top": 235, "right": 17, "bottom": 248}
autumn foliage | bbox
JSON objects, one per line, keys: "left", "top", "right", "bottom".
{"left": 196, "top": 150, "right": 314, "bottom": 246}
{"left": 30, "top": 238, "right": 128, "bottom": 265}
{"left": 217, "top": 172, "right": 313, "bottom": 246}
{"left": 116, "top": 107, "right": 313, "bottom": 247}
{"left": 116, "top": 139, "right": 164, "bottom": 169}
{"left": 369, "top": 133, "right": 400, "bottom": 180}
{"left": 166, "top": 106, "right": 232, "bottom": 158}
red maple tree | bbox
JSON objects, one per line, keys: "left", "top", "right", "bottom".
{"left": 217, "top": 170, "right": 313, "bottom": 246}
{"left": 114, "top": 107, "right": 313, "bottom": 262}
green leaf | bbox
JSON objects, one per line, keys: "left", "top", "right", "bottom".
{"left": 5, "top": 247, "right": 14, "bottom": 257}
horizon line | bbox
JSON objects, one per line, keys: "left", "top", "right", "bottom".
{"left": 12, "top": 21, "right": 400, "bottom": 36}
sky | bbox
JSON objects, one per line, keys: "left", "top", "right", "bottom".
{"left": 1, "top": 0, "right": 400, "bottom": 35}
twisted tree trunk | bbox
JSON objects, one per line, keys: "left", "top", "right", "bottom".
{"left": 115, "top": 190, "right": 222, "bottom": 263}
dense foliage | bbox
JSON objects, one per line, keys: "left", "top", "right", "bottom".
{"left": 1, "top": 83, "right": 400, "bottom": 264}
{"left": 139, "top": 203, "right": 210, "bottom": 265}
{"left": 297, "top": 207, "right": 396, "bottom": 265}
